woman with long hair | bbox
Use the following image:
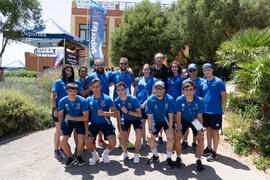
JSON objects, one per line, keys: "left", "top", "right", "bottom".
{"left": 167, "top": 61, "right": 183, "bottom": 101}
{"left": 51, "top": 64, "right": 75, "bottom": 159}
{"left": 134, "top": 64, "right": 156, "bottom": 147}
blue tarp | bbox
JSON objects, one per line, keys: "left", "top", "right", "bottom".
{"left": 20, "top": 18, "right": 88, "bottom": 47}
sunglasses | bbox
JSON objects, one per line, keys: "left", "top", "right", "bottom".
{"left": 188, "top": 69, "right": 196, "bottom": 72}
{"left": 120, "top": 63, "right": 128, "bottom": 65}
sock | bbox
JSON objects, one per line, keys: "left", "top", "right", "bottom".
{"left": 151, "top": 149, "right": 158, "bottom": 157}
{"left": 167, "top": 151, "right": 172, "bottom": 159}
{"left": 91, "top": 150, "right": 97, "bottom": 157}
{"left": 104, "top": 148, "right": 111, "bottom": 154}
{"left": 196, "top": 157, "right": 201, "bottom": 161}
{"left": 177, "top": 155, "right": 181, "bottom": 159}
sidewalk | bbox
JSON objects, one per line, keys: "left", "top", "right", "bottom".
{"left": 0, "top": 121, "right": 268, "bottom": 180}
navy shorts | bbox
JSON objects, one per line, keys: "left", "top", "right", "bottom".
{"left": 181, "top": 121, "right": 200, "bottom": 137}
{"left": 88, "top": 123, "right": 115, "bottom": 139}
{"left": 152, "top": 122, "right": 173, "bottom": 136}
{"left": 121, "top": 120, "right": 142, "bottom": 131}
{"left": 203, "top": 113, "right": 223, "bottom": 130}
{"left": 52, "top": 108, "right": 58, "bottom": 122}
{"left": 60, "top": 121, "right": 85, "bottom": 136}
{"left": 141, "top": 108, "right": 148, "bottom": 119}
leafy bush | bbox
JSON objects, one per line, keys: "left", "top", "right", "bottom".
{"left": 4, "top": 69, "right": 38, "bottom": 78}
{"left": 0, "top": 89, "right": 51, "bottom": 137}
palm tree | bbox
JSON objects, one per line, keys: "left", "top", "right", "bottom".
{"left": 216, "top": 28, "right": 270, "bottom": 123}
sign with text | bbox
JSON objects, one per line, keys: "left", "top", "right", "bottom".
{"left": 89, "top": 0, "right": 107, "bottom": 60}
{"left": 65, "top": 52, "right": 79, "bottom": 65}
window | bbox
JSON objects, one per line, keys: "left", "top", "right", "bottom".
{"left": 79, "top": 24, "right": 107, "bottom": 49}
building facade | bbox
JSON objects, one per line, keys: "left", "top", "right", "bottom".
{"left": 70, "top": 0, "right": 171, "bottom": 67}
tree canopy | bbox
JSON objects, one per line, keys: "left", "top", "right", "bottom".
{"left": 166, "top": 0, "right": 270, "bottom": 64}
{"left": 109, "top": 0, "right": 169, "bottom": 74}
{"left": 0, "top": 0, "right": 42, "bottom": 65}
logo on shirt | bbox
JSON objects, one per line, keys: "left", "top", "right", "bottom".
{"left": 154, "top": 104, "right": 158, "bottom": 109}
{"left": 128, "top": 103, "right": 132, "bottom": 108}
{"left": 76, "top": 103, "right": 81, "bottom": 109}
{"left": 101, "top": 100, "right": 106, "bottom": 107}
{"left": 165, "top": 103, "right": 168, "bottom": 110}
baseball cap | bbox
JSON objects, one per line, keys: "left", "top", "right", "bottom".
{"left": 202, "top": 63, "right": 213, "bottom": 70}
{"left": 188, "top": 63, "right": 197, "bottom": 70}
{"left": 154, "top": 81, "right": 165, "bottom": 88}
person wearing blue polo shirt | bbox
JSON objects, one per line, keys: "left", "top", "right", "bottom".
{"left": 85, "top": 78, "right": 117, "bottom": 165}
{"left": 167, "top": 61, "right": 183, "bottom": 101}
{"left": 134, "top": 63, "right": 157, "bottom": 148}
{"left": 51, "top": 64, "right": 74, "bottom": 159}
{"left": 146, "top": 81, "right": 175, "bottom": 168}
{"left": 111, "top": 57, "right": 135, "bottom": 100}
{"left": 87, "top": 59, "right": 112, "bottom": 96}
{"left": 114, "top": 82, "right": 142, "bottom": 163}
{"left": 175, "top": 81, "right": 205, "bottom": 171}
{"left": 182, "top": 63, "right": 204, "bottom": 151}
{"left": 201, "top": 63, "right": 227, "bottom": 161}
{"left": 75, "top": 65, "right": 91, "bottom": 97}
{"left": 86, "top": 59, "right": 112, "bottom": 148}
{"left": 58, "top": 83, "right": 89, "bottom": 168}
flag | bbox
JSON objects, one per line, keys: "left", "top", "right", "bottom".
{"left": 89, "top": 0, "right": 107, "bottom": 60}
{"left": 54, "top": 52, "right": 64, "bottom": 68}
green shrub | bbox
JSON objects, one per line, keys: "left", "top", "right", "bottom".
{"left": 253, "top": 156, "right": 270, "bottom": 171}
{"left": 0, "top": 89, "right": 51, "bottom": 137}
{"left": 5, "top": 69, "right": 38, "bottom": 78}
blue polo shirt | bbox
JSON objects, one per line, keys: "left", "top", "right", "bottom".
{"left": 58, "top": 95, "right": 88, "bottom": 122}
{"left": 146, "top": 94, "right": 175, "bottom": 123}
{"left": 86, "top": 71, "right": 112, "bottom": 96}
{"left": 114, "top": 95, "right": 142, "bottom": 121}
{"left": 51, "top": 79, "right": 69, "bottom": 107}
{"left": 167, "top": 74, "right": 183, "bottom": 101}
{"left": 75, "top": 78, "right": 87, "bottom": 97}
{"left": 111, "top": 70, "right": 135, "bottom": 99}
{"left": 182, "top": 77, "right": 204, "bottom": 97}
{"left": 175, "top": 95, "right": 204, "bottom": 122}
{"left": 201, "top": 77, "right": 226, "bottom": 114}
{"left": 136, "top": 76, "right": 157, "bottom": 104}
{"left": 86, "top": 94, "right": 115, "bottom": 126}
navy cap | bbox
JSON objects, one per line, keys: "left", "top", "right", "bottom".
{"left": 202, "top": 63, "right": 213, "bottom": 70}
{"left": 188, "top": 63, "right": 197, "bottom": 70}
{"left": 154, "top": 81, "right": 165, "bottom": 88}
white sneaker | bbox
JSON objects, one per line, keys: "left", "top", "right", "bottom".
{"left": 119, "top": 152, "right": 129, "bottom": 161}
{"left": 133, "top": 154, "right": 140, "bottom": 164}
{"left": 89, "top": 153, "right": 99, "bottom": 166}
{"left": 102, "top": 151, "right": 110, "bottom": 163}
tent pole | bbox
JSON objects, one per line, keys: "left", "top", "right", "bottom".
{"left": 37, "top": 43, "right": 40, "bottom": 72}
{"left": 64, "top": 39, "right": 66, "bottom": 65}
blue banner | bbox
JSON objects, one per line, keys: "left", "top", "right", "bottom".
{"left": 89, "top": 0, "right": 107, "bottom": 60}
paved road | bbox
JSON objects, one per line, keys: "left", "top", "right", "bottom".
{"left": 0, "top": 121, "right": 268, "bottom": 180}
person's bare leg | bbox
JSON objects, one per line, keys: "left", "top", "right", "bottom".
{"left": 60, "top": 136, "right": 72, "bottom": 157}
{"left": 206, "top": 127, "right": 212, "bottom": 149}
{"left": 76, "top": 135, "right": 85, "bottom": 156}
{"left": 212, "top": 129, "right": 219, "bottom": 153}
{"left": 54, "top": 122, "right": 61, "bottom": 151}
{"left": 135, "top": 129, "right": 142, "bottom": 154}
{"left": 196, "top": 131, "right": 204, "bottom": 158}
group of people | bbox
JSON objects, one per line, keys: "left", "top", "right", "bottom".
{"left": 50, "top": 52, "right": 227, "bottom": 172}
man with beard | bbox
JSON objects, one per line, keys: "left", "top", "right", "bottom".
{"left": 75, "top": 65, "right": 91, "bottom": 97}
{"left": 150, "top": 53, "right": 169, "bottom": 144}
{"left": 146, "top": 81, "right": 176, "bottom": 168}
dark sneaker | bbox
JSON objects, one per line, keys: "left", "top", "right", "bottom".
{"left": 158, "top": 137, "right": 164, "bottom": 144}
{"left": 147, "top": 155, "right": 159, "bottom": 164}
{"left": 59, "top": 148, "right": 66, "bottom": 158}
{"left": 182, "top": 141, "right": 188, "bottom": 150}
{"left": 65, "top": 157, "right": 76, "bottom": 168}
{"left": 54, "top": 150, "right": 62, "bottom": 159}
{"left": 196, "top": 159, "right": 205, "bottom": 171}
{"left": 192, "top": 143, "right": 197, "bottom": 153}
{"left": 203, "top": 147, "right": 212, "bottom": 156}
{"left": 167, "top": 158, "right": 174, "bottom": 169}
{"left": 207, "top": 151, "right": 217, "bottom": 162}
{"left": 175, "top": 157, "right": 182, "bottom": 168}
{"left": 76, "top": 156, "right": 86, "bottom": 166}
{"left": 73, "top": 147, "right": 77, "bottom": 157}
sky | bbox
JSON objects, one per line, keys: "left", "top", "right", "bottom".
{"left": 0, "top": 0, "right": 175, "bottom": 67}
